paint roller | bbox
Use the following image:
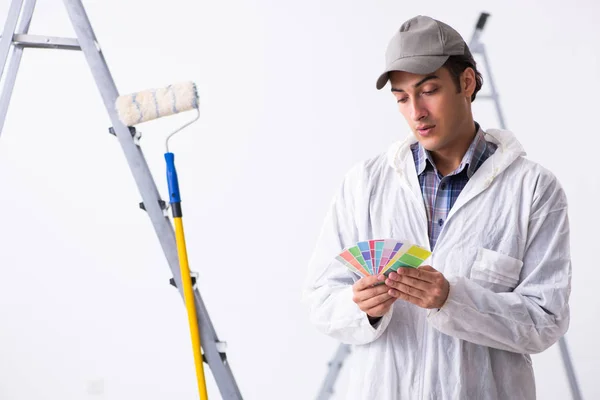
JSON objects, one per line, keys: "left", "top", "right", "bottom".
{"left": 116, "top": 81, "right": 200, "bottom": 150}
{"left": 115, "top": 81, "right": 209, "bottom": 400}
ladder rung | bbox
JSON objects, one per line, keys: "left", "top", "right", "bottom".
{"left": 10, "top": 34, "right": 81, "bottom": 50}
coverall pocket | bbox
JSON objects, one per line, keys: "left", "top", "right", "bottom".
{"left": 469, "top": 247, "right": 524, "bottom": 292}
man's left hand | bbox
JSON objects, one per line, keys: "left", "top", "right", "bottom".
{"left": 385, "top": 265, "right": 449, "bottom": 309}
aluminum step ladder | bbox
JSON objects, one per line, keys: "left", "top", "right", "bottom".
{"left": 0, "top": 1, "right": 244, "bottom": 398}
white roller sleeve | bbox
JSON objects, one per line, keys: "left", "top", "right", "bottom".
{"left": 115, "top": 81, "right": 198, "bottom": 126}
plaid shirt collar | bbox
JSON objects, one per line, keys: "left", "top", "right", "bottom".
{"left": 415, "top": 122, "right": 488, "bottom": 178}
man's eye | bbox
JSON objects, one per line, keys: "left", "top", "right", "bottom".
{"left": 422, "top": 88, "right": 438, "bottom": 95}
{"left": 397, "top": 98, "right": 408, "bottom": 103}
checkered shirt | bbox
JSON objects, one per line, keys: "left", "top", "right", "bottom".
{"left": 410, "top": 124, "right": 497, "bottom": 250}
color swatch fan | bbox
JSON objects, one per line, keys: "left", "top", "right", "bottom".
{"left": 335, "top": 239, "right": 431, "bottom": 277}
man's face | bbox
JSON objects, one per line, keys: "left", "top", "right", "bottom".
{"left": 389, "top": 67, "right": 475, "bottom": 153}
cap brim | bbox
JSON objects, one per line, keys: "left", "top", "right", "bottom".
{"left": 376, "top": 55, "right": 450, "bottom": 90}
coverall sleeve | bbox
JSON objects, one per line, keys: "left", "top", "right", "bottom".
{"left": 427, "top": 175, "right": 571, "bottom": 354}
{"left": 302, "top": 166, "right": 393, "bottom": 345}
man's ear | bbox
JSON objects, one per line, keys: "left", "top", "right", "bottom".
{"left": 462, "top": 67, "right": 476, "bottom": 99}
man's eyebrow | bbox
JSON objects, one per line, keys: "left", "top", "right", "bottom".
{"left": 391, "top": 75, "right": 440, "bottom": 93}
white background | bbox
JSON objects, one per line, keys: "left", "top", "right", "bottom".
{"left": 0, "top": 0, "right": 597, "bottom": 399}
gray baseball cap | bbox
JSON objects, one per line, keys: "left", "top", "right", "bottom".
{"left": 376, "top": 15, "right": 470, "bottom": 90}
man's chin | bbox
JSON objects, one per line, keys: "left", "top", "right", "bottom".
{"left": 413, "top": 135, "right": 441, "bottom": 152}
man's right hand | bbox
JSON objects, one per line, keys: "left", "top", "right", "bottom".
{"left": 352, "top": 274, "right": 396, "bottom": 318}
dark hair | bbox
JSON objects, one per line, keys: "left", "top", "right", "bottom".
{"left": 442, "top": 53, "right": 483, "bottom": 102}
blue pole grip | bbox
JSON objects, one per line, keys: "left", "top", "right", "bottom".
{"left": 165, "top": 152, "right": 181, "bottom": 203}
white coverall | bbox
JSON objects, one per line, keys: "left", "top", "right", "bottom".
{"left": 303, "top": 129, "right": 571, "bottom": 400}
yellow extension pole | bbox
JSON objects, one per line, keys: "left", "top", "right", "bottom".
{"left": 174, "top": 216, "right": 209, "bottom": 400}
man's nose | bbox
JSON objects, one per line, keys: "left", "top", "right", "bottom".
{"left": 410, "top": 99, "right": 427, "bottom": 121}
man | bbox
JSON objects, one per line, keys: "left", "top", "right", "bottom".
{"left": 303, "top": 15, "right": 571, "bottom": 400}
